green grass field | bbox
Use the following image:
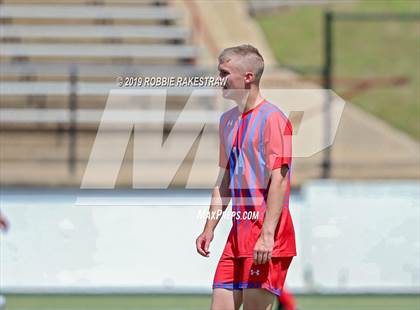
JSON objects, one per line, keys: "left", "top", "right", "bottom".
{"left": 255, "top": 0, "right": 419, "bottom": 140}
{"left": 3, "top": 294, "right": 420, "bottom": 310}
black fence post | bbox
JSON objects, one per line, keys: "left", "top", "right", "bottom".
{"left": 321, "top": 10, "right": 333, "bottom": 179}
{"left": 69, "top": 65, "right": 78, "bottom": 175}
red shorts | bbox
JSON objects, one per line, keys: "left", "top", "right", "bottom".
{"left": 212, "top": 252, "right": 293, "bottom": 296}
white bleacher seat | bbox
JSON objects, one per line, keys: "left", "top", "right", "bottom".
{"left": 0, "top": 5, "right": 180, "bottom": 21}
{"left": 0, "top": 25, "right": 189, "bottom": 41}
{"left": 0, "top": 81, "right": 217, "bottom": 96}
{"left": 0, "top": 63, "right": 209, "bottom": 79}
{"left": 0, "top": 0, "right": 167, "bottom": 4}
{"left": 0, "top": 43, "right": 197, "bottom": 61}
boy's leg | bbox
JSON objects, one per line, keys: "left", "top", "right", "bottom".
{"left": 241, "top": 257, "right": 293, "bottom": 310}
{"left": 212, "top": 252, "right": 243, "bottom": 310}
{"left": 243, "top": 288, "right": 275, "bottom": 310}
{"left": 211, "top": 288, "right": 242, "bottom": 310}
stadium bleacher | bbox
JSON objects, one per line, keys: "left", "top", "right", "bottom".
{"left": 0, "top": 4, "right": 180, "bottom": 23}
{"left": 0, "top": 0, "right": 218, "bottom": 187}
{"left": 0, "top": 25, "right": 189, "bottom": 43}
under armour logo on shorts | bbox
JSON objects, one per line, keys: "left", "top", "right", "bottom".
{"left": 250, "top": 269, "right": 260, "bottom": 276}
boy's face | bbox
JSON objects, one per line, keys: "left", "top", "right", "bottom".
{"left": 218, "top": 58, "right": 244, "bottom": 88}
{"left": 218, "top": 57, "right": 249, "bottom": 100}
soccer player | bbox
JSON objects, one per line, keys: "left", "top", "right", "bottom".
{"left": 277, "top": 288, "right": 297, "bottom": 310}
{"left": 196, "top": 44, "right": 296, "bottom": 310}
{"left": 0, "top": 214, "right": 7, "bottom": 232}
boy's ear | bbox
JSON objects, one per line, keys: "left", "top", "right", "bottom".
{"left": 244, "top": 71, "right": 254, "bottom": 83}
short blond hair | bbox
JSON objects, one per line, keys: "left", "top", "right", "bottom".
{"left": 218, "top": 44, "right": 264, "bottom": 84}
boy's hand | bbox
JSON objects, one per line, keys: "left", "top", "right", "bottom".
{"left": 253, "top": 234, "right": 274, "bottom": 264}
{"left": 196, "top": 230, "right": 214, "bottom": 257}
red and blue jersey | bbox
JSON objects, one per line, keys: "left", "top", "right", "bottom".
{"left": 219, "top": 99, "right": 296, "bottom": 257}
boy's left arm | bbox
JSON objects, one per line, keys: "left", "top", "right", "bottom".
{"left": 253, "top": 164, "right": 289, "bottom": 265}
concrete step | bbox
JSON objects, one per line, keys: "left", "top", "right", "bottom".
{"left": 0, "top": 81, "right": 217, "bottom": 112}
{"left": 0, "top": 25, "right": 190, "bottom": 44}
{"left": 0, "top": 63, "right": 210, "bottom": 82}
{"left": 0, "top": 81, "right": 216, "bottom": 96}
{"left": 0, "top": 43, "right": 197, "bottom": 64}
{"left": 0, "top": 131, "right": 219, "bottom": 162}
{"left": 0, "top": 130, "right": 220, "bottom": 188}
{"left": 0, "top": 0, "right": 168, "bottom": 5}
{"left": 0, "top": 5, "right": 180, "bottom": 25}
{"left": 0, "top": 160, "right": 220, "bottom": 188}
{"left": 0, "top": 108, "right": 220, "bottom": 131}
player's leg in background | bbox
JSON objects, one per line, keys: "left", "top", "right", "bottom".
{"left": 276, "top": 302, "right": 285, "bottom": 310}
{"left": 0, "top": 295, "right": 6, "bottom": 309}
{"left": 276, "top": 287, "right": 297, "bottom": 310}
{"left": 242, "top": 288, "right": 275, "bottom": 310}
{"left": 211, "top": 288, "right": 242, "bottom": 310}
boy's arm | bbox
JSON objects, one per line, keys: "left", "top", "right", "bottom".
{"left": 253, "top": 165, "right": 289, "bottom": 264}
{"left": 196, "top": 168, "right": 231, "bottom": 257}
{"left": 202, "top": 167, "right": 231, "bottom": 232}
{"left": 254, "top": 113, "right": 293, "bottom": 264}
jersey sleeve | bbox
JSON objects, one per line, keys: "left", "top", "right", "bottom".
{"left": 264, "top": 112, "right": 293, "bottom": 171}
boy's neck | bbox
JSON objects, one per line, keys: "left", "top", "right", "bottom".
{"left": 239, "top": 90, "right": 263, "bottom": 114}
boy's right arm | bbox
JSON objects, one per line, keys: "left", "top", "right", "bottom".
{"left": 195, "top": 168, "right": 231, "bottom": 257}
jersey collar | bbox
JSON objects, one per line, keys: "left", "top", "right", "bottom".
{"left": 240, "top": 99, "right": 266, "bottom": 117}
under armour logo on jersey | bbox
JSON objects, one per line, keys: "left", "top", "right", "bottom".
{"left": 250, "top": 269, "right": 260, "bottom": 276}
